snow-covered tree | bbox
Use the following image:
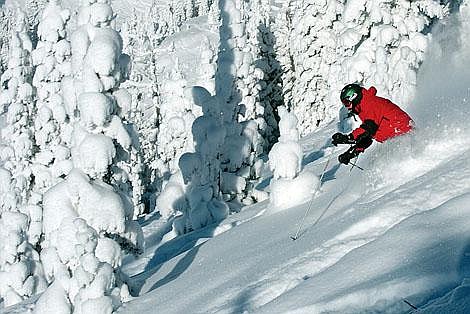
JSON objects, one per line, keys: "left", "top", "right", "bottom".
{"left": 273, "top": 0, "right": 297, "bottom": 111}
{"left": 155, "top": 68, "right": 195, "bottom": 175}
{"left": 214, "top": 0, "right": 267, "bottom": 206}
{"left": 0, "top": 9, "right": 16, "bottom": 74}
{"left": 248, "top": 0, "right": 283, "bottom": 150}
{"left": 36, "top": 2, "right": 143, "bottom": 313}
{"left": 30, "top": 0, "right": 73, "bottom": 194}
{"left": 117, "top": 0, "right": 223, "bottom": 215}
{"left": 25, "top": 0, "right": 48, "bottom": 33}
{"left": 0, "top": 10, "right": 48, "bottom": 308}
{"left": 0, "top": 168, "right": 47, "bottom": 308}
{"left": 207, "top": 0, "right": 220, "bottom": 31}
{"left": 120, "top": 1, "right": 222, "bottom": 214}
{"left": 196, "top": 0, "right": 214, "bottom": 16}
{"left": 162, "top": 86, "right": 228, "bottom": 234}
{"left": 0, "top": 10, "right": 35, "bottom": 207}
{"left": 268, "top": 107, "right": 319, "bottom": 209}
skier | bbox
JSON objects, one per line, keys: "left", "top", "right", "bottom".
{"left": 332, "top": 83, "right": 414, "bottom": 165}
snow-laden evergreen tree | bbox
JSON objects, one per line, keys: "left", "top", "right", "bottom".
{"left": 36, "top": 2, "right": 143, "bottom": 313}
{"left": 248, "top": 0, "right": 283, "bottom": 150}
{"left": 196, "top": 0, "right": 214, "bottom": 16}
{"left": 273, "top": 0, "right": 297, "bottom": 112}
{"left": 0, "top": 10, "right": 35, "bottom": 210}
{"left": 0, "top": 8, "right": 16, "bottom": 74}
{"left": 161, "top": 86, "right": 228, "bottom": 234}
{"left": 198, "top": 36, "right": 218, "bottom": 91}
{"left": 287, "top": 0, "right": 449, "bottom": 135}
{"left": 30, "top": 0, "right": 73, "bottom": 194}
{"left": 121, "top": 0, "right": 214, "bottom": 57}
{"left": 0, "top": 10, "right": 48, "bottom": 308}
{"left": 120, "top": 7, "right": 164, "bottom": 214}
{"left": 155, "top": 66, "right": 195, "bottom": 175}
{"left": 119, "top": 0, "right": 221, "bottom": 214}
{"left": 0, "top": 168, "right": 48, "bottom": 308}
{"left": 214, "top": 0, "right": 266, "bottom": 206}
{"left": 121, "top": 7, "right": 161, "bottom": 61}
{"left": 268, "top": 106, "right": 319, "bottom": 209}
{"left": 207, "top": 0, "right": 220, "bottom": 31}
{"left": 287, "top": 0, "right": 347, "bottom": 134}
{"left": 25, "top": 0, "right": 48, "bottom": 24}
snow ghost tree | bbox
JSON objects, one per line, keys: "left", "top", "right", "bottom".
{"left": 246, "top": 0, "right": 283, "bottom": 151}
{"left": 156, "top": 68, "right": 195, "bottom": 174}
{"left": 215, "top": 0, "right": 266, "bottom": 207}
{"left": 0, "top": 8, "right": 16, "bottom": 73}
{"left": 268, "top": 107, "right": 319, "bottom": 210}
{"left": 160, "top": 86, "right": 228, "bottom": 235}
{"left": 121, "top": 0, "right": 215, "bottom": 57}
{"left": 30, "top": 0, "right": 73, "bottom": 194}
{"left": 0, "top": 166, "right": 47, "bottom": 307}
{"left": 273, "top": 0, "right": 296, "bottom": 113}
{"left": 0, "top": 10, "right": 48, "bottom": 308}
{"left": 1, "top": 11, "right": 35, "bottom": 188}
{"left": 36, "top": 1, "right": 143, "bottom": 313}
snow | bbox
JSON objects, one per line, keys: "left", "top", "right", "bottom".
{"left": 78, "top": 92, "right": 113, "bottom": 128}
{"left": 75, "top": 133, "right": 116, "bottom": 178}
{"left": 269, "top": 170, "right": 319, "bottom": 211}
{"left": 34, "top": 282, "right": 71, "bottom": 314}
{"left": 155, "top": 175, "right": 187, "bottom": 219}
{"left": 84, "top": 29, "right": 122, "bottom": 77}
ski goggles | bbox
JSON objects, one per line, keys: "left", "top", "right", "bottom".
{"left": 342, "top": 91, "right": 358, "bottom": 109}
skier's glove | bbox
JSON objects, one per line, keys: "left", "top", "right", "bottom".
{"left": 338, "top": 147, "right": 360, "bottom": 165}
{"left": 332, "top": 133, "right": 355, "bottom": 146}
{"left": 338, "top": 151, "right": 352, "bottom": 165}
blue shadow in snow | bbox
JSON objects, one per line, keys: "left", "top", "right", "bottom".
{"left": 303, "top": 139, "right": 343, "bottom": 183}
{"left": 130, "top": 223, "right": 221, "bottom": 295}
{"left": 148, "top": 242, "right": 204, "bottom": 292}
{"left": 303, "top": 149, "right": 326, "bottom": 166}
{"left": 322, "top": 163, "right": 341, "bottom": 183}
{"left": 302, "top": 138, "right": 334, "bottom": 167}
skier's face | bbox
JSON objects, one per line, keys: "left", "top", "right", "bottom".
{"left": 342, "top": 99, "right": 354, "bottom": 111}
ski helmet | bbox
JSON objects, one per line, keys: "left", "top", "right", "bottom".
{"left": 340, "top": 83, "right": 363, "bottom": 108}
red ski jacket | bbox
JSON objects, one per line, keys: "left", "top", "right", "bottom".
{"left": 351, "top": 87, "right": 413, "bottom": 143}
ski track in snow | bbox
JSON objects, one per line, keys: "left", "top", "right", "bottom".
{"left": 205, "top": 143, "right": 470, "bottom": 313}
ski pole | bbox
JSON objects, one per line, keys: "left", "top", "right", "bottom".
{"left": 403, "top": 299, "right": 418, "bottom": 311}
{"left": 292, "top": 149, "right": 362, "bottom": 240}
{"left": 294, "top": 161, "right": 356, "bottom": 240}
{"left": 349, "top": 160, "right": 364, "bottom": 171}
{"left": 291, "top": 154, "right": 332, "bottom": 241}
